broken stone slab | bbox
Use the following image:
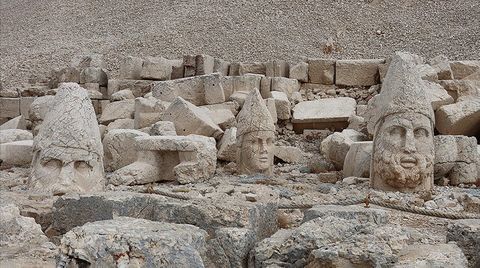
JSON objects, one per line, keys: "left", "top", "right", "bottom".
{"left": 60, "top": 217, "right": 208, "bottom": 268}
{"left": 289, "top": 62, "right": 308, "bottom": 83}
{"left": 201, "top": 101, "right": 239, "bottom": 116}
{"left": 394, "top": 243, "right": 468, "bottom": 268}
{"left": 134, "top": 97, "right": 168, "bottom": 129}
{"left": 103, "top": 129, "right": 149, "bottom": 172}
{"left": 160, "top": 97, "right": 223, "bottom": 139}
{"left": 205, "top": 108, "right": 236, "bottom": 130}
{"left": 238, "top": 62, "right": 266, "bottom": 75}
{"left": 0, "top": 115, "right": 27, "bottom": 130}
{"left": 203, "top": 73, "right": 225, "bottom": 104}
{"left": 213, "top": 58, "right": 230, "bottom": 76}
{"left": 270, "top": 91, "right": 291, "bottom": 120}
{"left": 0, "top": 140, "right": 32, "bottom": 167}
{"left": 0, "top": 129, "right": 32, "bottom": 144}
{"left": 303, "top": 204, "right": 388, "bottom": 224}
{"left": 28, "top": 95, "right": 54, "bottom": 135}
{"left": 429, "top": 55, "right": 454, "bottom": 80}
{"left": 336, "top": 59, "right": 385, "bottom": 86}
{"left": 265, "top": 60, "right": 289, "bottom": 77}
{"left": 71, "top": 53, "right": 106, "bottom": 69}
{"left": 439, "top": 80, "right": 480, "bottom": 102}
{"left": 425, "top": 81, "right": 454, "bottom": 110}
{"left": 119, "top": 55, "right": 143, "bottom": 79}
{"left": 51, "top": 67, "right": 81, "bottom": 86}
{"left": 210, "top": 227, "right": 257, "bottom": 268}
{"left": 265, "top": 98, "right": 278, "bottom": 124}
{"left": 195, "top": 54, "right": 215, "bottom": 75}
{"left": 274, "top": 145, "right": 303, "bottom": 163}
{"left": 107, "top": 79, "right": 153, "bottom": 98}
{"left": 271, "top": 77, "right": 300, "bottom": 99}
{"left": 140, "top": 56, "right": 172, "bottom": 80}
{"left": 463, "top": 71, "right": 480, "bottom": 81}
{"left": 435, "top": 99, "right": 480, "bottom": 136}
{"left": 105, "top": 118, "right": 134, "bottom": 131}
{"left": 446, "top": 219, "right": 480, "bottom": 267}
{"left": 0, "top": 97, "right": 20, "bottom": 118}
{"left": 343, "top": 141, "right": 373, "bottom": 178}
{"left": 292, "top": 97, "right": 357, "bottom": 133}
{"left": 183, "top": 54, "right": 197, "bottom": 77}
{"left": 110, "top": 89, "right": 135, "bottom": 101}
{"left": 321, "top": 129, "right": 367, "bottom": 170}
{"left": 99, "top": 99, "right": 135, "bottom": 124}
{"left": 217, "top": 127, "right": 237, "bottom": 162}
{"left": 150, "top": 121, "right": 177, "bottom": 136}
{"left": 434, "top": 135, "right": 478, "bottom": 185}
{"left": 450, "top": 60, "right": 480, "bottom": 79}
{"left": 80, "top": 67, "right": 108, "bottom": 86}
{"left": 260, "top": 76, "right": 272, "bottom": 99}
{"left": 308, "top": 58, "right": 335, "bottom": 84}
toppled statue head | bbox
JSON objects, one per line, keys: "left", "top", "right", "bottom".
{"left": 368, "top": 52, "right": 435, "bottom": 192}
{"left": 236, "top": 89, "right": 275, "bottom": 176}
{"left": 29, "top": 83, "right": 104, "bottom": 195}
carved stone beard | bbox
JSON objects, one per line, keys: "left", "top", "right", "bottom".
{"left": 373, "top": 149, "right": 434, "bottom": 189}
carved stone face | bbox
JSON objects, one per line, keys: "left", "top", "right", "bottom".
{"left": 372, "top": 112, "right": 434, "bottom": 192}
{"left": 30, "top": 146, "right": 104, "bottom": 195}
{"left": 237, "top": 130, "right": 275, "bottom": 176}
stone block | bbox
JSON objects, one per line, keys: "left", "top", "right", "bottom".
{"left": 0, "top": 129, "right": 32, "bottom": 144}
{"left": 134, "top": 97, "right": 167, "bottom": 129}
{"left": 0, "top": 116, "right": 27, "bottom": 130}
{"left": 343, "top": 141, "right": 372, "bottom": 178}
{"left": 425, "top": 81, "right": 454, "bottom": 110}
{"left": 336, "top": 59, "right": 385, "bottom": 86}
{"left": 217, "top": 127, "right": 237, "bottom": 162}
{"left": 274, "top": 145, "right": 303, "bottom": 163}
{"left": 160, "top": 97, "right": 223, "bottom": 139}
{"left": 238, "top": 62, "right": 266, "bottom": 75}
{"left": 80, "top": 67, "right": 108, "bottom": 86}
{"left": 99, "top": 99, "right": 135, "bottom": 124}
{"left": 439, "top": 80, "right": 480, "bottom": 102}
{"left": 228, "top": 62, "right": 241, "bottom": 76}
{"left": 435, "top": 99, "right": 480, "bottom": 136}
{"left": 429, "top": 55, "right": 453, "bottom": 80}
{"left": 196, "top": 54, "right": 214, "bottom": 75}
{"left": 394, "top": 244, "right": 468, "bottom": 267}
{"left": 150, "top": 121, "right": 177, "bottom": 136}
{"left": 260, "top": 76, "right": 272, "bottom": 99}
{"left": 271, "top": 77, "right": 300, "bottom": 99}
{"left": 265, "top": 98, "right": 278, "bottom": 124}
{"left": 110, "top": 89, "right": 135, "bottom": 101}
{"left": 119, "top": 56, "right": 143, "bottom": 79}
{"left": 205, "top": 108, "right": 235, "bottom": 130}
{"left": 110, "top": 79, "right": 154, "bottom": 98}
{"left": 0, "top": 140, "right": 33, "bottom": 167}
{"left": 71, "top": 53, "right": 106, "bottom": 69}
{"left": 103, "top": 129, "right": 149, "bottom": 172}
{"left": 183, "top": 54, "right": 196, "bottom": 77}
{"left": 270, "top": 91, "right": 291, "bottom": 120}
{"left": 19, "top": 97, "right": 36, "bottom": 120}
{"left": 446, "top": 219, "right": 480, "bottom": 267}
{"left": 289, "top": 62, "right": 308, "bottom": 82}
{"left": 0, "top": 97, "right": 20, "bottom": 118}
{"left": 450, "top": 60, "right": 480, "bottom": 79}
{"left": 463, "top": 71, "right": 480, "bottom": 81}
{"left": 303, "top": 204, "right": 388, "bottom": 223}
{"left": 201, "top": 101, "right": 239, "bottom": 116}
{"left": 214, "top": 58, "right": 230, "bottom": 76}
{"left": 29, "top": 95, "right": 54, "bottom": 134}
{"left": 211, "top": 227, "right": 256, "bottom": 268}
{"left": 308, "top": 59, "right": 335, "bottom": 84}
{"left": 169, "top": 59, "right": 184, "bottom": 79}
{"left": 204, "top": 73, "right": 225, "bottom": 104}
{"left": 265, "top": 60, "right": 289, "bottom": 77}
{"left": 228, "top": 91, "right": 249, "bottom": 107}
{"left": 292, "top": 97, "right": 357, "bottom": 133}
{"left": 140, "top": 56, "right": 171, "bottom": 80}
{"left": 106, "top": 118, "right": 135, "bottom": 131}
{"left": 321, "top": 129, "right": 367, "bottom": 170}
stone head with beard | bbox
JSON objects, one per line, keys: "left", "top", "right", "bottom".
{"left": 29, "top": 83, "right": 105, "bottom": 195}
{"left": 367, "top": 52, "right": 435, "bottom": 193}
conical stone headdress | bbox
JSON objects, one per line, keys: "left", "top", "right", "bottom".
{"left": 366, "top": 52, "right": 435, "bottom": 134}
{"left": 33, "top": 83, "right": 103, "bottom": 163}
{"left": 236, "top": 89, "right": 275, "bottom": 138}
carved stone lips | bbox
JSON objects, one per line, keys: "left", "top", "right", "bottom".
{"left": 259, "top": 156, "right": 269, "bottom": 162}
{"left": 400, "top": 156, "right": 417, "bottom": 168}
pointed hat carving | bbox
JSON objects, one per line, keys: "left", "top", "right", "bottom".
{"left": 236, "top": 88, "right": 275, "bottom": 138}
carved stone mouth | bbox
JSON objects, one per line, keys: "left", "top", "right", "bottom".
{"left": 258, "top": 156, "right": 269, "bottom": 162}
{"left": 400, "top": 156, "right": 417, "bottom": 168}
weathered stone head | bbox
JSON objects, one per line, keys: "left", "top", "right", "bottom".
{"left": 29, "top": 83, "right": 104, "bottom": 195}
{"left": 236, "top": 89, "right": 275, "bottom": 176}
{"left": 367, "top": 52, "right": 435, "bottom": 192}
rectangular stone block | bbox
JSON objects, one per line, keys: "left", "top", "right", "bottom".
{"left": 450, "top": 60, "right": 480, "bottom": 79}
{"left": 335, "top": 59, "right": 385, "bottom": 86}
{"left": 140, "top": 57, "right": 172, "bottom": 80}
{"left": 169, "top": 59, "right": 184, "bottom": 80}
{"left": 308, "top": 59, "right": 335, "bottom": 84}
{"left": 289, "top": 62, "right": 308, "bottom": 83}
{"left": 228, "top": 63, "right": 241, "bottom": 76}
{"left": 183, "top": 55, "right": 196, "bottom": 77}
{"left": 195, "top": 54, "right": 214, "bottom": 75}
{"left": 119, "top": 56, "right": 143, "bottom": 80}
{"left": 213, "top": 58, "right": 230, "bottom": 76}
{"left": 238, "top": 62, "right": 266, "bottom": 75}
{"left": 19, "top": 97, "right": 36, "bottom": 120}
{"left": 271, "top": 77, "right": 300, "bottom": 98}
{"left": 266, "top": 60, "right": 289, "bottom": 77}
{"left": 0, "top": 98, "right": 20, "bottom": 118}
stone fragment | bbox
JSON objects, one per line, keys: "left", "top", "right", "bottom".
{"left": 217, "top": 127, "right": 237, "bottom": 162}
{"left": 110, "top": 89, "right": 135, "bottom": 101}
{"left": 211, "top": 227, "right": 256, "bottom": 268}
{"left": 169, "top": 59, "right": 184, "bottom": 79}
{"left": 274, "top": 145, "right": 303, "bottom": 163}
{"left": 446, "top": 219, "right": 480, "bottom": 267}
{"left": 271, "top": 77, "right": 300, "bottom": 99}
{"left": 394, "top": 243, "right": 468, "bottom": 268}
{"left": 236, "top": 89, "right": 275, "bottom": 176}
{"left": 99, "top": 99, "right": 135, "bottom": 124}
{"left": 54, "top": 67, "right": 81, "bottom": 84}
{"left": 429, "top": 55, "right": 454, "bottom": 80}
{"left": 450, "top": 60, "right": 480, "bottom": 79}
{"left": 343, "top": 141, "right": 373, "bottom": 178}
{"left": 213, "top": 58, "right": 230, "bottom": 76}
{"left": 183, "top": 54, "right": 196, "bottom": 77}
{"left": 260, "top": 76, "right": 272, "bottom": 98}
{"left": 134, "top": 97, "right": 167, "bottom": 129}
{"left": 434, "top": 135, "right": 478, "bottom": 185}
{"left": 204, "top": 73, "right": 225, "bottom": 104}
{"left": 140, "top": 56, "right": 171, "bottom": 80}
{"left": 150, "top": 121, "right": 177, "bottom": 136}
{"left": 29, "top": 83, "right": 104, "bottom": 195}
{"left": 196, "top": 54, "right": 215, "bottom": 75}
{"left": 303, "top": 204, "right": 388, "bottom": 223}
{"left": 228, "top": 91, "right": 249, "bottom": 107}
{"left": 103, "top": 129, "right": 149, "bottom": 172}
{"left": 289, "top": 62, "right": 308, "bottom": 82}
{"left": 292, "top": 97, "right": 357, "bottom": 133}
{"left": 106, "top": 118, "right": 134, "bottom": 131}
{"left": 0, "top": 129, "right": 32, "bottom": 144}
{"left": 321, "top": 129, "right": 367, "bottom": 170}
{"left": 71, "top": 53, "right": 106, "bottom": 69}
{"left": 270, "top": 91, "right": 291, "bottom": 120}
{"left": 238, "top": 62, "right": 266, "bottom": 75}
{"left": 29, "top": 95, "right": 54, "bottom": 135}
{"left": 0, "top": 140, "right": 33, "bottom": 167}
{"left": 19, "top": 96, "right": 36, "bottom": 120}
{"left": 0, "top": 115, "right": 27, "bottom": 130}
{"left": 265, "top": 60, "right": 289, "bottom": 77}
{"left": 161, "top": 97, "right": 223, "bottom": 139}
{"left": 438, "top": 80, "right": 480, "bottom": 102}
{"left": 0, "top": 97, "right": 20, "bottom": 118}
{"left": 308, "top": 59, "right": 335, "bottom": 84}
{"left": 201, "top": 101, "right": 239, "bottom": 116}
{"left": 435, "top": 99, "right": 480, "bottom": 136}
{"left": 119, "top": 55, "right": 143, "bottom": 79}
{"left": 109, "top": 135, "right": 216, "bottom": 185}
{"left": 265, "top": 98, "right": 278, "bottom": 124}
{"left": 60, "top": 217, "right": 208, "bottom": 267}
{"left": 336, "top": 59, "right": 385, "bottom": 86}
{"left": 205, "top": 108, "right": 235, "bottom": 130}
{"left": 80, "top": 67, "right": 108, "bottom": 86}
{"left": 463, "top": 71, "right": 480, "bottom": 80}
{"left": 424, "top": 81, "right": 454, "bottom": 110}
{"left": 108, "top": 79, "right": 153, "bottom": 98}
{"left": 228, "top": 62, "right": 240, "bottom": 76}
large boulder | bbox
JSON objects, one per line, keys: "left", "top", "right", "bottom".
{"left": 435, "top": 99, "right": 480, "bottom": 136}
{"left": 99, "top": 99, "right": 135, "bottom": 124}
{"left": 321, "top": 129, "right": 367, "bottom": 170}
{"left": 0, "top": 140, "right": 33, "bottom": 167}
{"left": 343, "top": 141, "right": 373, "bottom": 178}
{"left": 134, "top": 97, "right": 168, "bottom": 129}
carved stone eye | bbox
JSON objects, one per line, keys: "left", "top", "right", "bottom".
{"left": 414, "top": 128, "right": 428, "bottom": 138}
{"left": 389, "top": 127, "right": 404, "bottom": 137}
{"left": 43, "top": 159, "right": 62, "bottom": 169}
{"left": 74, "top": 161, "right": 91, "bottom": 173}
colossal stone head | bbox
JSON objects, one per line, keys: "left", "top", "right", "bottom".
{"left": 367, "top": 52, "right": 435, "bottom": 192}
{"left": 236, "top": 89, "right": 275, "bottom": 176}
{"left": 29, "top": 83, "right": 104, "bottom": 195}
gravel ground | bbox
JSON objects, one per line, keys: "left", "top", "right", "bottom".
{"left": 1, "top": 0, "right": 479, "bottom": 89}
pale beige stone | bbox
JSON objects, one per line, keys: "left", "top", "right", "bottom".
{"left": 205, "top": 108, "right": 236, "bottom": 130}
{"left": 438, "top": 80, "right": 480, "bottom": 102}
{"left": 321, "top": 129, "right": 367, "bottom": 170}
{"left": 260, "top": 76, "right": 272, "bottom": 99}
{"left": 29, "top": 83, "right": 104, "bottom": 195}
{"left": 214, "top": 58, "right": 230, "bottom": 76}
{"left": 228, "top": 62, "right": 240, "bottom": 76}
{"left": 0, "top": 115, "right": 27, "bottom": 130}
{"left": 110, "top": 89, "right": 135, "bottom": 101}
{"left": 150, "top": 121, "right": 177, "bottom": 136}
{"left": 107, "top": 79, "right": 153, "bottom": 98}
{"left": 140, "top": 56, "right": 171, "bottom": 80}
{"left": 265, "top": 98, "right": 278, "bottom": 124}
{"left": 195, "top": 54, "right": 214, "bottom": 75}
{"left": 161, "top": 97, "right": 223, "bottom": 139}
{"left": 308, "top": 59, "right": 335, "bottom": 84}
{"left": 80, "top": 67, "right": 108, "bottom": 86}
{"left": 119, "top": 56, "right": 143, "bottom": 80}
{"left": 266, "top": 60, "right": 289, "bottom": 77}
{"left": 271, "top": 77, "right": 300, "bottom": 99}
{"left": 435, "top": 99, "right": 480, "bottom": 136}
{"left": 183, "top": 54, "right": 196, "bottom": 77}
{"left": 343, "top": 141, "right": 372, "bottom": 178}
{"left": 289, "top": 62, "right": 308, "bottom": 83}
{"left": 19, "top": 96, "right": 36, "bottom": 120}
{"left": 71, "top": 53, "right": 106, "bottom": 69}
{"left": 274, "top": 146, "right": 303, "bottom": 163}
{"left": 336, "top": 59, "right": 385, "bottom": 86}
{"left": 201, "top": 101, "right": 239, "bottom": 116}
{"left": 463, "top": 71, "right": 480, "bottom": 81}
{"left": 270, "top": 91, "right": 291, "bottom": 120}
{"left": 204, "top": 73, "right": 225, "bottom": 104}
{"left": 0, "top": 97, "right": 20, "bottom": 118}
{"left": 169, "top": 59, "right": 184, "bottom": 80}
{"left": 0, "top": 129, "right": 32, "bottom": 144}
{"left": 429, "top": 55, "right": 453, "bottom": 80}
{"left": 103, "top": 129, "right": 149, "bottom": 172}
{"left": 228, "top": 91, "right": 249, "bottom": 107}
{"left": 217, "top": 127, "right": 237, "bottom": 162}
{"left": 236, "top": 89, "right": 275, "bottom": 176}
{"left": 239, "top": 62, "right": 266, "bottom": 75}
{"left": 0, "top": 140, "right": 33, "bottom": 167}
{"left": 99, "top": 99, "right": 135, "bottom": 124}
{"left": 134, "top": 97, "right": 168, "bottom": 129}
{"left": 424, "top": 81, "right": 454, "bottom": 110}
{"left": 29, "top": 95, "right": 54, "bottom": 135}
{"left": 106, "top": 118, "right": 135, "bottom": 131}
{"left": 450, "top": 60, "right": 480, "bottom": 79}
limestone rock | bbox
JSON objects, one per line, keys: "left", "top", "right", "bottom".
{"left": 217, "top": 127, "right": 237, "bottom": 162}
{"left": 270, "top": 91, "right": 291, "bottom": 120}
{"left": 265, "top": 60, "right": 289, "bottom": 77}
{"left": 425, "top": 81, "right": 454, "bottom": 110}
{"left": 80, "top": 67, "right": 108, "bottom": 86}
{"left": 450, "top": 60, "right": 480, "bottom": 79}
{"left": 292, "top": 97, "right": 357, "bottom": 133}
{"left": 238, "top": 62, "right": 266, "bottom": 75}
{"left": 195, "top": 54, "right": 214, "bottom": 75}
{"left": 161, "top": 97, "right": 223, "bottom": 139}
{"left": 0, "top": 129, "right": 32, "bottom": 144}
{"left": 435, "top": 99, "right": 480, "bottom": 136}
{"left": 205, "top": 108, "right": 236, "bottom": 130}
{"left": 289, "top": 62, "right": 308, "bottom": 82}
{"left": 99, "top": 99, "right": 135, "bottom": 124}
{"left": 119, "top": 56, "right": 143, "bottom": 79}
{"left": 336, "top": 59, "right": 385, "bottom": 86}
{"left": 303, "top": 204, "right": 388, "bottom": 224}
{"left": 150, "top": 121, "right": 177, "bottom": 136}
{"left": 308, "top": 58, "right": 335, "bottom": 84}
{"left": 134, "top": 97, "right": 168, "bottom": 129}
{"left": 228, "top": 91, "right": 249, "bottom": 107}
{"left": 71, "top": 53, "right": 106, "bottom": 69}
{"left": 29, "top": 95, "right": 54, "bottom": 135}
{"left": 343, "top": 141, "right": 373, "bottom": 178}
{"left": 394, "top": 243, "right": 468, "bottom": 268}
{"left": 110, "top": 89, "right": 135, "bottom": 101}
{"left": 213, "top": 58, "right": 230, "bottom": 76}
{"left": 203, "top": 73, "right": 225, "bottom": 104}
{"left": 106, "top": 118, "right": 134, "bottom": 131}
{"left": 321, "top": 129, "right": 367, "bottom": 170}
{"left": 463, "top": 71, "right": 480, "bottom": 81}
{"left": 60, "top": 217, "right": 208, "bottom": 268}
{"left": 140, "top": 56, "right": 172, "bottom": 80}
{"left": 446, "top": 219, "right": 480, "bottom": 267}
{"left": 103, "top": 129, "right": 149, "bottom": 172}
{"left": 108, "top": 79, "right": 153, "bottom": 98}
{"left": 265, "top": 98, "right": 278, "bottom": 124}
{"left": 0, "top": 115, "right": 27, "bottom": 130}
{"left": 0, "top": 97, "right": 20, "bottom": 118}
{"left": 274, "top": 145, "right": 303, "bottom": 163}
{"left": 439, "top": 80, "right": 480, "bottom": 102}
{"left": 0, "top": 140, "right": 33, "bottom": 167}
{"left": 271, "top": 77, "right": 300, "bottom": 99}
{"left": 429, "top": 55, "right": 454, "bottom": 80}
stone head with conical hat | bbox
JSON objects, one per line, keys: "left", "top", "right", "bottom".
{"left": 29, "top": 83, "right": 104, "bottom": 195}
{"left": 368, "top": 52, "right": 435, "bottom": 192}
{"left": 236, "top": 89, "right": 275, "bottom": 176}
